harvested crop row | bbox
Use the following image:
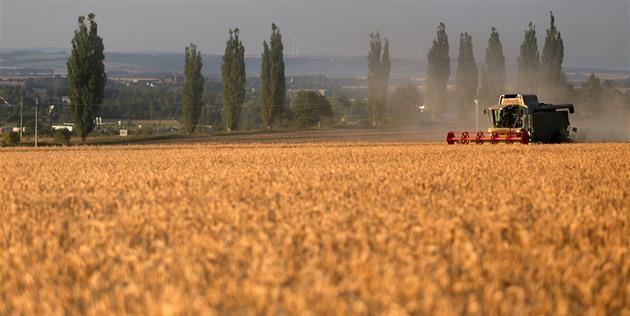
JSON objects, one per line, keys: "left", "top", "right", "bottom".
{"left": 0, "top": 143, "right": 628, "bottom": 315}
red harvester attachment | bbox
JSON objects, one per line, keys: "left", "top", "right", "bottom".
{"left": 446, "top": 130, "right": 529, "bottom": 145}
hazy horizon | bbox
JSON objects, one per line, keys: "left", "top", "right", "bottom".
{"left": 1, "top": 0, "right": 629, "bottom": 70}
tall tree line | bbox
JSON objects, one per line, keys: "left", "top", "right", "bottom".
{"left": 367, "top": 32, "right": 391, "bottom": 127}
{"left": 221, "top": 28, "right": 246, "bottom": 131}
{"left": 261, "top": 24, "right": 286, "bottom": 129}
{"left": 422, "top": 13, "right": 569, "bottom": 116}
{"left": 66, "top": 13, "right": 106, "bottom": 141}
{"left": 515, "top": 12, "right": 569, "bottom": 101}
{"left": 61, "top": 13, "right": 583, "bottom": 134}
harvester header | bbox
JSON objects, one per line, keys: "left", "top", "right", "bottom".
{"left": 447, "top": 94, "right": 577, "bottom": 144}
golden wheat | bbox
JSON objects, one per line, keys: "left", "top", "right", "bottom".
{"left": 0, "top": 143, "right": 628, "bottom": 315}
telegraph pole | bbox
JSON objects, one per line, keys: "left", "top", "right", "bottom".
{"left": 34, "top": 98, "right": 38, "bottom": 147}
{"left": 474, "top": 99, "right": 479, "bottom": 131}
{"left": 19, "top": 97, "right": 23, "bottom": 142}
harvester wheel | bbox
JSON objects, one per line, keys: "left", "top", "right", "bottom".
{"left": 461, "top": 132, "right": 470, "bottom": 144}
{"left": 521, "top": 132, "right": 530, "bottom": 144}
{"left": 475, "top": 132, "right": 484, "bottom": 144}
{"left": 446, "top": 132, "right": 456, "bottom": 145}
{"left": 491, "top": 132, "right": 499, "bottom": 144}
{"left": 446, "top": 132, "right": 457, "bottom": 145}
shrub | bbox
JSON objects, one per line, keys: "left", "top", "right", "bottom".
{"left": 292, "top": 91, "right": 333, "bottom": 128}
{"left": 52, "top": 128, "right": 72, "bottom": 145}
{"left": 138, "top": 125, "right": 155, "bottom": 136}
{"left": 1, "top": 132, "right": 20, "bottom": 146}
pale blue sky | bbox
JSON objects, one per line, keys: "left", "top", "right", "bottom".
{"left": 1, "top": 0, "right": 629, "bottom": 69}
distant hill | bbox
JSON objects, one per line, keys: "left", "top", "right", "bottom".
{"left": 1, "top": 50, "right": 627, "bottom": 82}
{"left": 0, "top": 50, "right": 425, "bottom": 79}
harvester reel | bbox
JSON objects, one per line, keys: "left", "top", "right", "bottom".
{"left": 491, "top": 132, "right": 499, "bottom": 144}
{"left": 446, "top": 130, "right": 529, "bottom": 145}
{"left": 475, "top": 132, "right": 484, "bottom": 144}
{"left": 461, "top": 132, "right": 470, "bottom": 144}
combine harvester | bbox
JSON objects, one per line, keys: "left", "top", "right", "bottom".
{"left": 447, "top": 94, "right": 576, "bottom": 144}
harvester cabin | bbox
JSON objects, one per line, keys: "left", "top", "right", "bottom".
{"left": 484, "top": 94, "right": 536, "bottom": 130}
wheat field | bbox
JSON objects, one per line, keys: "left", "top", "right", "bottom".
{"left": 0, "top": 143, "right": 628, "bottom": 315}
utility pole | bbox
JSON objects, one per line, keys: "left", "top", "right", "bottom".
{"left": 34, "top": 98, "right": 38, "bottom": 147}
{"left": 474, "top": 99, "right": 479, "bottom": 131}
{"left": 19, "top": 97, "right": 23, "bottom": 142}
{"left": 48, "top": 105, "right": 55, "bottom": 130}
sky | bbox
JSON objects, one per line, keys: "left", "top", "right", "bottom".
{"left": 1, "top": 0, "right": 629, "bottom": 70}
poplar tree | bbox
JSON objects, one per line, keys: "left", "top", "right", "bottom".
{"left": 479, "top": 66, "right": 490, "bottom": 107}
{"left": 479, "top": 27, "right": 506, "bottom": 106}
{"left": 66, "top": 13, "right": 106, "bottom": 141}
{"left": 381, "top": 39, "right": 391, "bottom": 122}
{"left": 540, "top": 11, "right": 567, "bottom": 101}
{"left": 221, "top": 28, "right": 246, "bottom": 131}
{"left": 261, "top": 41, "right": 272, "bottom": 128}
{"left": 261, "top": 24, "right": 286, "bottom": 128}
{"left": 455, "top": 32, "right": 478, "bottom": 116}
{"left": 367, "top": 32, "right": 390, "bottom": 127}
{"left": 181, "top": 43, "right": 204, "bottom": 134}
{"left": 517, "top": 22, "right": 540, "bottom": 93}
{"left": 426, "top": 22, "right": 450, "bottom": 115}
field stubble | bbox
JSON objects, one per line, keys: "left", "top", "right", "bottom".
{"left": 0, "top": 143, "right": 628, "bottom": 315}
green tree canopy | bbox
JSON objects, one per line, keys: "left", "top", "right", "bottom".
{"left": 388, "top": 85, "right": 423, "bottom": 125}
{"left": 540, "top": 11, "right": 568, "bottom": 101}
{"left": 181, "top": 43, "right": 205, "bottom": 134}
{"left": 329, "top": 94, "right": 351, "bottom": 122}
{"left": 517, "top": 22, "right": 540, "bottom": 93}
{"left": 426, "top": 22, "right": 450, "bottom": 116}
{"left": 291, "top": 90, "right": 332, "bottom": 127}
{"left": 66, "top": 13, "right": 106, "bottom": 141}
{"left": 579, "top": 73, "right": 602, "bottom": 115}
{"left": 367, "top": 32, "right": 391, "bottom": 127}
{"left": 261, "top": 41, "right": 272, "bottom": 128}
{"left": 221, "top": 28, "right": 246, "bottom": 132}
{"left": 455, "top": 32, "right": 478, "bottom": 116}
{"left": 261, "top": 23, "right": 286, "bottom": 129}
{"left": 479, "top": 27, "right": 506, "bottom": 106}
